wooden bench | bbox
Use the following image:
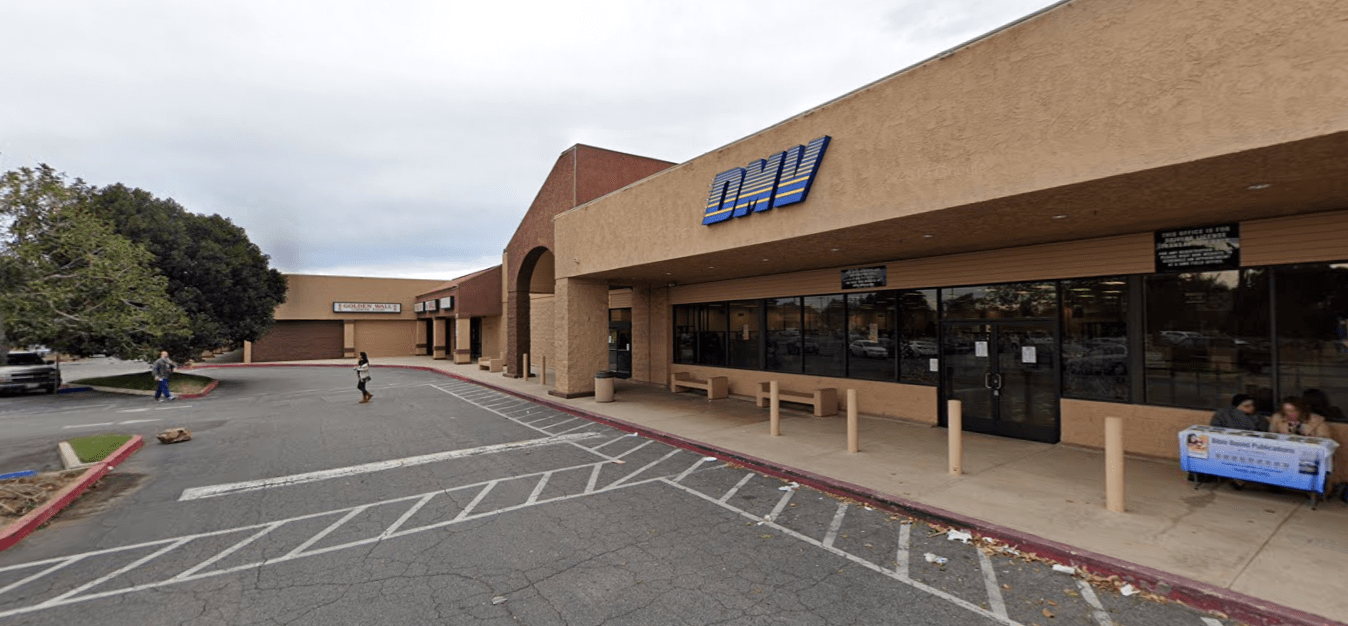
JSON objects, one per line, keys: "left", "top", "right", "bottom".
{"left": 477, "top": 357, "right": 503, "bottom": 373}
{"left": 755, "top": 382, "right": 838, "bottom": 417}
{"left": 670, "top": 372, "right": 729, "bottom": 400}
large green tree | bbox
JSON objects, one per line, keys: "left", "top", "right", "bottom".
{"left": 0, "top": 165, "right": 188, "bottom": 364}
{"left": 88, "top": 184, "right": 288, "bottom": 359}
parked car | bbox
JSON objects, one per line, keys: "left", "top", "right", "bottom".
{"left": 849, "top": 340, "right": 888, "bottom": 358}
{"left": 1067, "top": 345, "right": 1128, "bottom": 376}
{"left": 0, "top": 352, "right": 61, "bottom": 395}
{"left": 907, "top": 340, "right": 938, "bottom": 356}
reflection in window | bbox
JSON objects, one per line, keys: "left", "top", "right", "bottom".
{"left": 673, "top": 305, "right": 696, "bottom": 364}
{"left": 1144, "top": 270, "right": 1272, "bottom": 411}
{"left": 696, "top": 303, "right": 728, "bottom": 367}
{"left": 765, "top": 297, "right": 802, "bottom": 373}
{"left": 804, "top": 295, "right": 847, "bottom": 377}
{"left": 943, "top": 282, "right": 1057, "bottom": 319}
{"left": 1062, "top": 277, "right": 1129, "bottom": 402}
{"left": 727, "top": 300, "right": 762, "bottom": 370}
{"left": 847, "top": 292, "right": 895, "bottom": 381}
{"left": 1275, "top": 264, "right": 1348, "bottom": 422}
{"left": 900, "top": 289, "right": 939, "bottom": 385}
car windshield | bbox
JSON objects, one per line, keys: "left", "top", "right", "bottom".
{"left": 4, "top": 353, "right": 44, "bottom": 365}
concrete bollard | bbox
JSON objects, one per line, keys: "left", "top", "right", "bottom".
{"left": 769, "top": 380, "right": 781, "bottom": 437}
{"left": 948, "top": 399, "right": 963, "bottom": 476}
{"left": 523, "top": 353, "right": 530, "bottom": 379}
{"left": 540, "top": 356, "right": 547, "bottom": 386}
{"left": 847, "top": 389, "right": 859, "bottom": 453}
{"left": 1106, "top": 415, "right": 1125, "bottom": 513}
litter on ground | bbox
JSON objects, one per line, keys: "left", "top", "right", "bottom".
{"left": 778, "top": 482, "right": 800, "bottom": 492}
{"left": 1052, "top": 564, "right": 1076, "bottom": 575}
{"left": 1120, "top": 584, "right": 1137, "bottom": 596}
{"left": 923, "top": 553, "right": 948, "bottom": 565}
{"left": 946, "top": 530, "right": 972, "bottom": 543}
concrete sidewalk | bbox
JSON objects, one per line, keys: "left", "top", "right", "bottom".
{"left": 226, "top": 357, "right": 1348, "bottom": 624}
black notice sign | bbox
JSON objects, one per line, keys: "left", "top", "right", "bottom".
{"left": 841, "top": 266, "right": 887, "bottom": 290}
{"left": 1155, "top": 223, "right": 1240, "bottom": 273}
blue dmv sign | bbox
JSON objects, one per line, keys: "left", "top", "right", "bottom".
{"left": 1178, "top": 425, "right": 1337, "bottom": 492}
{"left": 702, "top": 136, "right": 831, "bottom": 225}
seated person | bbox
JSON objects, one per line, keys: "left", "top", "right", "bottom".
{"left": 1210, "top": 394, "right": 1268, "bottom": 431}
{"left": 1269, "top": 397, "right": 1332, "bottom": 439}
{"left": 1302, "top": 388, "right": 1345, "bottom": 423}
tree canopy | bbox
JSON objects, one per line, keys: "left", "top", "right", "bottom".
{"left": 88, "top": 184, "right": 288, "bottom": 359}
{"left": 0, "top": 165, "right": 187, "bottom": 363}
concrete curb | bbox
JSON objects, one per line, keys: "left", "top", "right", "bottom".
{"left": 78, "top": 379, "right": 217, "bottom": 400}
{"left": 0, "top": 435, "right": 144, "bottom": 553}
{"left": 56, "top": 441, "right": 94, "bottom": 471}
{"left": 179, "top": 363, "right": 1342, "bottom": 626}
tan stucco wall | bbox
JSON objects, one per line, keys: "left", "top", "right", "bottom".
{"left": 529, "top": 293, "right": 556, "bottom": 364}
{"left": 277, "top": 274, "right": 446, "bottom": 321}
{"left": 554, "top": 0, "right": 1348, "bottom": 280}
{"left": 352, "top": 320, "right": 418, "bottom": 358}
{"left": 480, "top": 315, "right": 503, "bottom": 360}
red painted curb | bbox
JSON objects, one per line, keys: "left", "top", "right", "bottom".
{"left": 0, "top": 436, "right": 144, "bottom": 553}
{"left": 175, "top": 364, "right": 1342, "bottom": 626}
{"left": 178, "top": 378, "right": 219, "bottom": 400}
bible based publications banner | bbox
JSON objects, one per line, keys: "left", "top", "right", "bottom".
{"left": 1179, "top": 425, "right": 1338, "bottom": 493}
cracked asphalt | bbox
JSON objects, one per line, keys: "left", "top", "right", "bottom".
{"left": 0, "top": 367, "right": 1239, "bottom": 625}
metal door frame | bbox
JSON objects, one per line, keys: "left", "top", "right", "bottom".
{"left": 939, "top": 318, "right": 1061, "bottom": 443}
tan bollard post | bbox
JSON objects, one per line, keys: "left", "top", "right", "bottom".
{"left": 948, "top": 399, "right": 963, "bottom": 476}
{"left": 847, "top": 389, "right": 859, "bottom": 453}
{"left": 1105, "top": 415, "right": 1126, "bottom": 513}
{"left": 540, "top": 356, "right": 547, "bottom": 385}
{"left": 769, "top": 380, "right": 781, "bottom": 437}
{"left": 523, "top": 353, "right": 530, "bottom": 379}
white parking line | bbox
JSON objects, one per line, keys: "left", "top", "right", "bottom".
{"left": 117, "top": 418, "right": 161, "bottom": 425}
{"left": 61, "top": 422, "right": 115, "bottom": 430}
{"left": 979, "top": 548, "right": 1009, "bottom": 619}
{"left": 177, "top": 432, "right": 600, "bottom": 500}
{"left": 1077, "top": 579, "right": 1115, "bottom": 625}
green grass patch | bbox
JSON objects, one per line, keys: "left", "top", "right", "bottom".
{"left": 71, "top": 371, "right": 214, "bottom": 394}
{"left": 67, "top": 434, "right": 133, "bottom": 464}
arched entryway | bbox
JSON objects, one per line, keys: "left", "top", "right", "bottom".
{"left": 507, "top": 246, "right": 554, "bottom": 378}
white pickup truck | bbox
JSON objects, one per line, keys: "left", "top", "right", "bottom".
{"left": 0, "top": 352, "right": 62, "bottom": 395}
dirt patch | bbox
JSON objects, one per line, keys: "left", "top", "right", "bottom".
{"left": 0, "top": 470, "right": 86, "bottom": 520}
{"left": 49, "top": 472, "right": 149, "bottom": 522}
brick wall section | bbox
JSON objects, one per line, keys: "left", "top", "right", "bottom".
{"left": 458, "top": 266, "right": 503, "bottom": 317}
{"left": 505, "top": 145, "right": 673, "bottom": 378}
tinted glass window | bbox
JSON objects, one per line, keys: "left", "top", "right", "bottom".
{"left": 1062, "top": 277, "right": 1130, "bottom": 402}
{"left": 697, "top": 303, "right": 728, "bottom": 367}
{"left": 727, "top": 300, "right": 762, "bottom": 369}
{"left": 804, "top": 295, "right": 846, "bottom": 377}
{"left": 847, "top": 291, "right": 896, "bottom": 381}
{"left": 1144, "top": 270, "right": 1272, "bottom": 411}
{"left": 1274, "top": 263, "right": 1348, "bottom": 422}
{"left": 5, "top": 353, "right": 44, "bottom": 366}
{"left": 673, "top": 305, "right": 696, "bottom": 364}
{"left": 943, "top": 282, "right": 1057, "bottom": 320}
{"left": 900, "top": 289, "right": 939, "bottom": 385}
{"left": 765, "top": 297, "right": 803, "bottom": 373}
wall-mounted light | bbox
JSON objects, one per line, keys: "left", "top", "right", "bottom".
{"left": 1052, "top": 214, "right": 1069, "bottom": 220}
{"left": 1247, "top": 183, "right": 1271, "bottom": 190}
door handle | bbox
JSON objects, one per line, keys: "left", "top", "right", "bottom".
{"left": 984, "top": 373, "right": 994, "bottom": 389}
{"left": 993, "top": 373, "right": 1003, "bottom": 390}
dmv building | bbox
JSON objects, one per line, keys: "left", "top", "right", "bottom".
{"left": 259, "top": 0, "right": 1348, "bottom": 463}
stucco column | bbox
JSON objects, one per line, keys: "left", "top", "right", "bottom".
{"left": 454, "top": 316, "right": 473, "bottom": 364}
{"left": 506, "top": 289, "right": 529, "bottom": 378}
{"left": 343, "top": 320, "right": 356, "bottom": 358}
{"left": 549, "top": 277, "right": 609, "bottom": 399}
{"left": 433, "top": 317, "right": 448, "bottom": 360}
{"left": 628, "top": 284, "right": 669, "bottom": 386}
{"left": 415, "top": 317, "right": 429, "bottom": 355}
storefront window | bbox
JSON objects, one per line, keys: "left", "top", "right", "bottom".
{"left": 673, "top": 305, "right": 696, "bottom": 364}
{"left": 1274, "top": 263, "right": 1348, "bottom": 422}
{"left": 696, "top": 303, "right": 728, "bottom": 367}
{"left": 804, "top": 295, "right": 846, "bottom": 377}
{"left": 846, "top": 292, "right": 896, "bottom": 381}
{"left": 727, "top": 300, "right": 762, "bottom": 369}
{"left": 942, "top": 282, "right": 1057, "bottom": 319}
{"left": 899, "top": 289, "right": 938, "bottom": 385}
{"left": 1144, "top": 270, "right": 1272, "bottom": 411}
{"left": 765, "top": 297, "right": 803, "bottom": 373}
{"left": 1062, "top": 277, "right": 1130, "bottom": 402}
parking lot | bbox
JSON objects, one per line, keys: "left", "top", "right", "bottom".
{"left": 0, "top": 367, "right": 1235, "bottom": 625}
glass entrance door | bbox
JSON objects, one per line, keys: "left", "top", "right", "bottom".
{"left": 609, "top": 308, "right": 632, "bottom": 379}
{"left": 942, "top": 321, "right": 1059, "bottom": 443}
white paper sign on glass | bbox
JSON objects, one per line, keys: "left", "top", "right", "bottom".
{"left": 1022, "top": 346, "right": 1036, "bottom": 363}
{"left": 975, "top": 341, "right": 988, "bottom": 357}
{"left": 929, "top": 358, "right": 939, "bottom": 372}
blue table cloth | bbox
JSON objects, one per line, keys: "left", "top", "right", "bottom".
{"left": 1179, "top": 425, "right": 1338, "bottom": 493}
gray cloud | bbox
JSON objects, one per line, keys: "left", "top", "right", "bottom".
{"left": 0, "top": 0, "right": 1058, "bottom": 278}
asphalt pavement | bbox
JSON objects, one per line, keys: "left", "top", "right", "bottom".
{"left": 0, "top": 367, "right": 1238, "bottom": 625}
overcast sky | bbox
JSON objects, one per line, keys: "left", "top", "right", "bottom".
{"left": 0, "top": 0, "right": 1059, "bottom": 280}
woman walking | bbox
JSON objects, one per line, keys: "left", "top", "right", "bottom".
{"left": 354, "top": 352, "right": 373, "bottom": 403}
